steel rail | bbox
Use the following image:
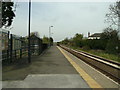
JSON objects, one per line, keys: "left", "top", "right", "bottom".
{"left": 59, "top": 45, "right": 120, "bottom": 84}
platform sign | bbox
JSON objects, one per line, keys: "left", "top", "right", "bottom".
{"left": 12, "top": 35, "right": 21, "bottom": 50}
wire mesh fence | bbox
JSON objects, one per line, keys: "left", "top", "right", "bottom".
{"left": 1, "top": 29, "right": 49, "bottom": 64}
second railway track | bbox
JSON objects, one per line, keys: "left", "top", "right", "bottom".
{"left": 59, "top": 45, "right": 120, "bottom": 84}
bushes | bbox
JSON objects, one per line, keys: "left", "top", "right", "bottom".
{"left": 72, "top": 33, "right": 83, "bottom": 47}
{"left": 80, "top": 39, "right": 107, "bottom": 50}
{"left": 105, "top": 39, "right": 120, "bottom": 54}
{"left": 60, "top": 30, "right": 120, "bottom": 55}
{"left": 81, "top": 39, "right": 119, "bottom": 54}
{"left": 82, "top": 45, "right": 90, "bottom": 50}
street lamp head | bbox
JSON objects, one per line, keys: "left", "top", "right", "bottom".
{"left": 51, "top": 26, "right": 53, "bottom": 27}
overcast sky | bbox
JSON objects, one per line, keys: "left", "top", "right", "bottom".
{"left": 10, "top": 2, "right": 115, "bottom": 42}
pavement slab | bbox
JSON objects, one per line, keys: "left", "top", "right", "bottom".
{"left": 2, "top": 74, "right": 89, "bottom": 88}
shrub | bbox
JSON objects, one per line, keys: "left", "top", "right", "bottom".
{"left": 82, "top": 45, "right": 90, "bottom": 50}
{"left": 105, "top": 39, "right": 120, "bottom": 54}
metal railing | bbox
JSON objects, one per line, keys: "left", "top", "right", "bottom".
{"left": 1, "top": 30, "right": 49, "bottom": 64}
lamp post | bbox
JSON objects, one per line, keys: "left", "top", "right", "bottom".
{"left": 49, "top": 26, "right": 53, "bottom": 47}
{"left": 28, "top": 0, "right": 31, "bottom": 63}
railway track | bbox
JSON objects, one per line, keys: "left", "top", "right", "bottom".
{"left": 59, "top": 45, "right": 120, "bottom": 84}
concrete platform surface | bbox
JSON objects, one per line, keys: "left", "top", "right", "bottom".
{"left": 2, "top": 46, "right": 78, "bottom": 81}
{"left": 2, "top": 46, "right": 90, "bottom": 88}
{"left": 2, "top": 74, "right": 89, "bottom": 88}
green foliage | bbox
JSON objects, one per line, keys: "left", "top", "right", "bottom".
{"left": 67, "top": 45, "right": 120, "bottom": 62}
{"left": 100, "top": 28, "right": 119, "bottom": 54}
{"left": 87, "top": 40, "right": 107, "bottom": 50}
{"left": 2, "top": 2, "right": 15, "bottom": 27}
{"left": 42, "top": 36, "right": 49, "bottom": 44}
{"left": 105, "top": 39, "right": 120, "bottom": 54}
{"left": 42, "top": 36, "right": 53, "bottom": 45}
{"left": 60, "top": 29, "right": 120, "bottom": 55}
{"left": 59, "top": 1, "right": 120, "bottom": 61}
{"left": 85, "top": 49, "right": 120, "bottom": 62}
{"left": 100, "top": 28, "right": 119, "bottom": 40}
{"left": 72, "top": 33, "right": 83, "bottom": 47}
{"left": 82, "top": 45, "right": 90, "bottom": 50}
{"left": 30, "top": 32, "right": 40, "bottom": 37}
{"left": 61, "top": 37, "right": 70, "bottom": 45}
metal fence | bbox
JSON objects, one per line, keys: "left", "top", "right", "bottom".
{"left": 1, "top": 29, "right": 9, "bottom": 62}
{"left": 9, "top": 34, "right": 23, "bottom": 62}
{"left": 1, "top": 29, "right": 48, "bottom": 64}
{"left": 30, "top": 35, "right": 43, "bottom": 55}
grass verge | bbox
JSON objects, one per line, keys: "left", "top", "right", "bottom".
{"left": 66, "top": 45, "right": 120, "bottom": 63}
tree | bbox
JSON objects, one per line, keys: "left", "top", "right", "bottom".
{"left": 100, "top": 28, "right": 119, "bottom": 40}
{"left": 104, "top": 1, "right": 120, "bottom": 54}
{"left": 30, "top": 31, "right": 40, "bottom": 37}
{"left": 100, "top": 28, "right": 119, "bottom": 54}
{"left": 1, "top": 2, "right": 15, "bottom": 28}
{"left": 61, "top": 37, "right": 69, "bottom": 45}
{"left": 105, "top": 1, "right": 120, "bottom": 28}
{"left": 105, "top": 39, "right": 119, "bottom": 54}
{"left": 72, "top": 33, "right": 83, "bottom": 47}
{"left": 42, "top": 35, "right": 49, "bottom": 44}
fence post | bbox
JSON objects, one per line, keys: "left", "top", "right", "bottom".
{"left": 20, "top": 49, "right": 22, "bottom": 58}
{"left": 15, "top": 50, "right": 16, "bottom": 59}
{"left": 40, "top": 39, "right": 42, "bottom": 54}
{"left": 7, "top": 31, "right": 10, "bottom": 61}
{"left": 38, "top": 39, "right": 40, "bottom": 55}
{"left": 20, "top": 39, "right": 23, "bottom": 58}
{"left": 10, "top": 34, "right": 13, "bottom": 63}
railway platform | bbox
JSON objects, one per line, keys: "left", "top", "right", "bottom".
{"left": 2, "top": 45, "right": 120, "bottom": 89}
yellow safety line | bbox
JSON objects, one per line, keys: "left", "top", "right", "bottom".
{"left": 57, "top": 46, "right": 103, "bottom": 88}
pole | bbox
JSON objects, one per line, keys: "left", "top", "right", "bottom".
{"left": 10, "top": 34, "right": 13, "bottom": 63}
{"left": 28, "top": 0, "right": 31, "bottom": 63}
{"left": 49, "top": 26, "right": 51, "bottom": 47}
{"left": 7, "top": 31, "right": 10, "bottom": 60}
{"left": 49, "top": 26, "right": 53, "bottom": 47}
{"left": 0, "top": 0, "right": 1, "bottom": 27}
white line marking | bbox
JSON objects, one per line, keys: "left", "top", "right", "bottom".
{"left": 78, "top": 56, "right": 120, "bottom": 86}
